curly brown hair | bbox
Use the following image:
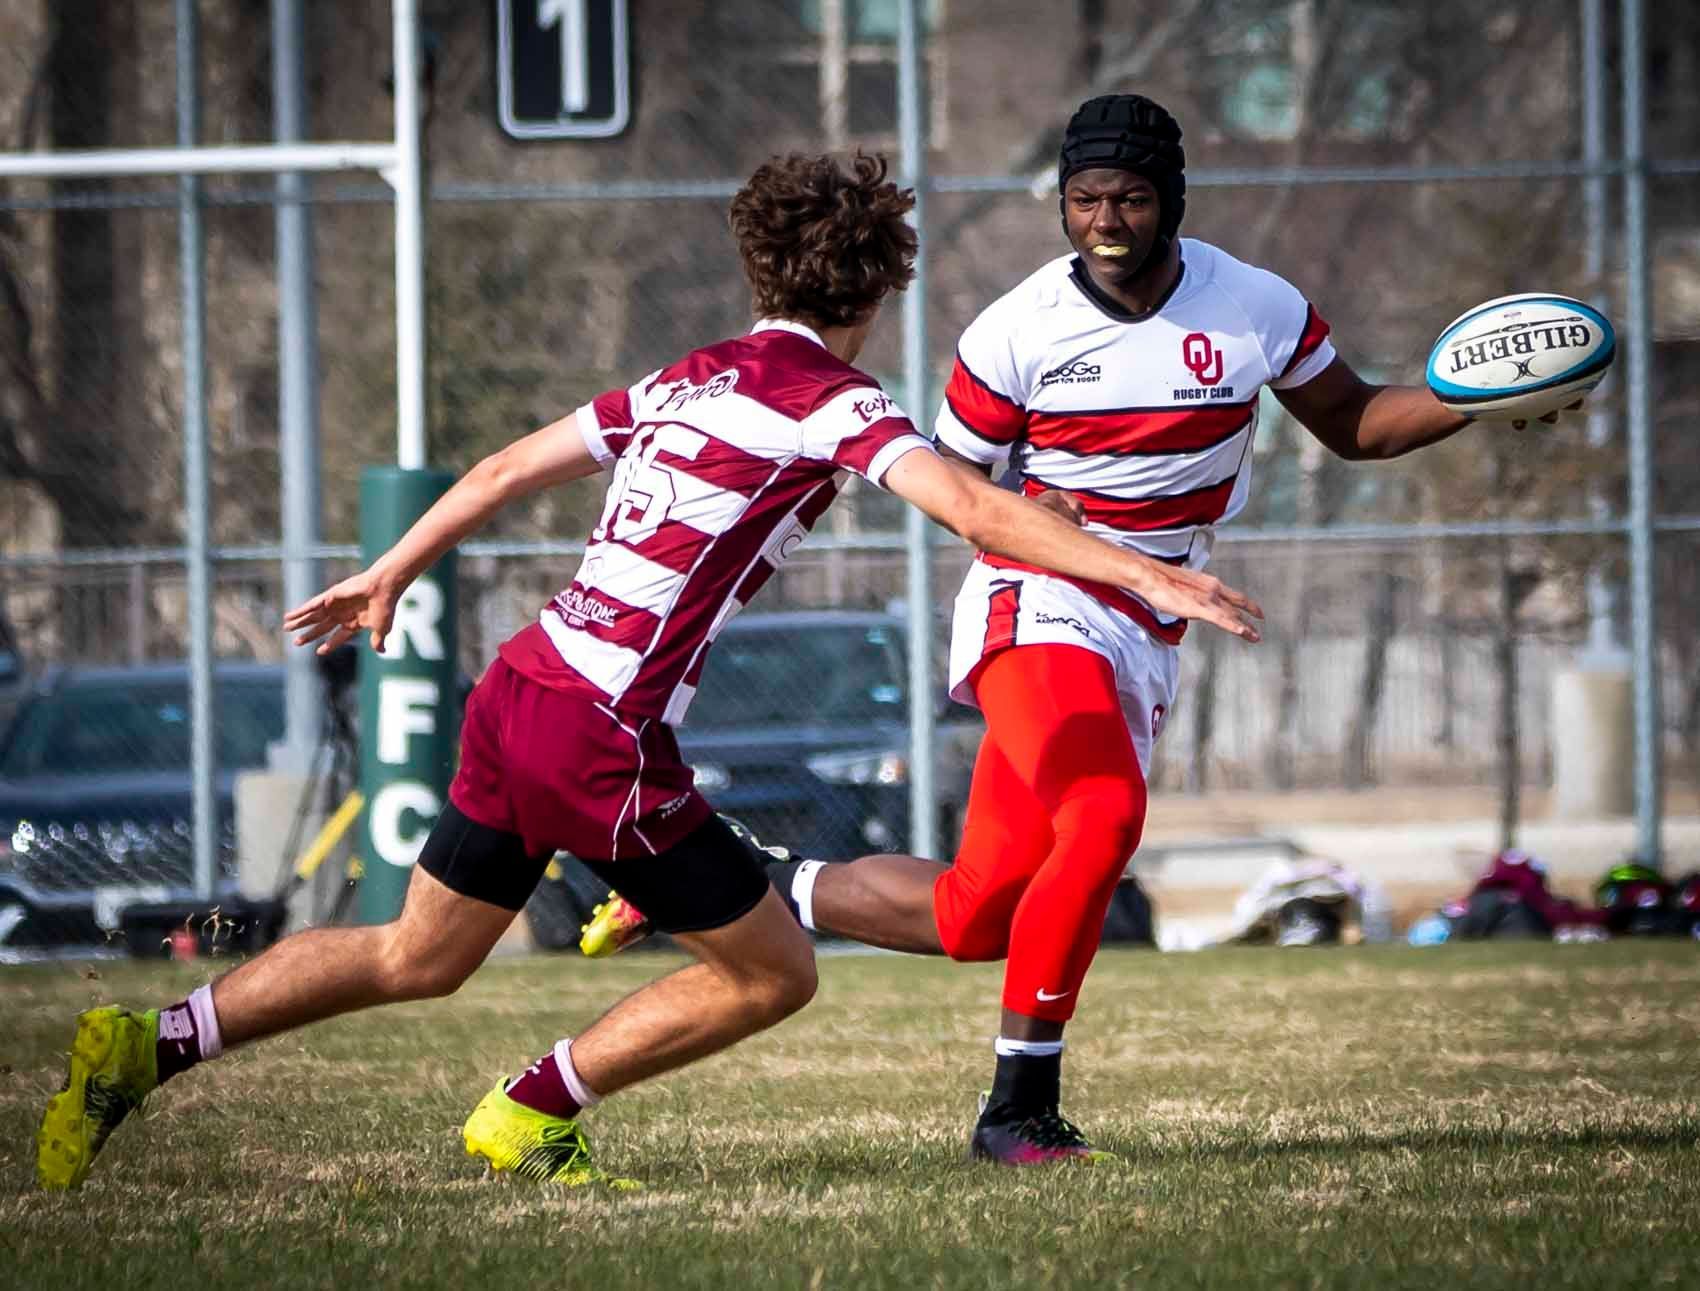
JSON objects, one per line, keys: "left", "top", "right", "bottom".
{"left": 728, "top": 153, "right": 917, "bottom": 330}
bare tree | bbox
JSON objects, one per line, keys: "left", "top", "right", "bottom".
{"left": 1343, "top": 559, "right": 1398, "bottom": 790}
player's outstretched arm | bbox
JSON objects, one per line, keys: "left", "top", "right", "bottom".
{"left": 1277, "top": 357, "right": 1474, "bottom": 462}
{"left": 284, "top": 411, "right": 605, "bottom": 655}
{"left": 882, "top": 447, "right": 1263, "bottom": 641}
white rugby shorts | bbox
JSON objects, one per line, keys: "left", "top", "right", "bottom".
{"left": 947, "top": 560, "right": 1180, "bottom": 775}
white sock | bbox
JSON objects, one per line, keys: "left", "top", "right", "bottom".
{"left": 994, "top": 1036, "right": 1064, "bottom": 1058}
{"left": 187, "top": 983, "right": 224, "bottom": 1060}
{"left": 791, "top": 860, "right": 825, "bottom": 932}
{"left": 554, "top": 1037, "right": 602, "bottom": 1109}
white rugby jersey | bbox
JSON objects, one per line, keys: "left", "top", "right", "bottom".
{"left": 936, "top": 239, "right": 1334, "bottom": 640}
{"left": 500, "top": 320, "right": 932, "bottom": 723}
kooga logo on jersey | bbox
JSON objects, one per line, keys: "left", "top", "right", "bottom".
{"left": 1038, "top": 359, "right": 1102, "bottom": 388}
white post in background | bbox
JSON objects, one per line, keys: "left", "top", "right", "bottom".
{"left": 1581, "top": 0, "right": 1622, "bottom": 660}
{"left": 176, "top": 0, "right": 218, "bottom": 899}
{"left": 273, "top": 0, "right": 323, "bottom": 772}
{"left": 1550, "top": 0, "right": 1636, "bottom": 822}
{"left": 897, "top": 0, "right": 936, "bottom": 860}
{"left": 392, "top": 0, "right": 427, "bottom": 468}
{"left": 822, "top": 0, "right": 855, "bottom": 603}
{"left": 1621, "top": 0, "right": 1661, "bottom": 864}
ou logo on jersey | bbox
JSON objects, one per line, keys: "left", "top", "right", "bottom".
{"left": 1181, "top": 332, "right": 1225, "bottom": 386}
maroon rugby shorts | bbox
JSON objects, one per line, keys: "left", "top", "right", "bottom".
{"left": 449, "top": 658, "right": 713, "bottom": 864}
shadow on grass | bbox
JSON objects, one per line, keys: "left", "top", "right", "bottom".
{"left": 1122, "top": 1118, "right": 1700, "bottom": 1164}
{"left": 650, "top": 1118, "right": 1700, "bottom": 1188}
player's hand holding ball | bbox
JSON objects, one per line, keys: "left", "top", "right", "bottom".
{"left": 1425, "top": 292, "right": 1616, "bottom": 430}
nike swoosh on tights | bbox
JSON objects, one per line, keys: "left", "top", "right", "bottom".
{"left": 1035, "top": 988, "right": 1071, "bottom": 1002}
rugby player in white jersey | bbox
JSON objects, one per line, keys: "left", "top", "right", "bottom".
{"left": 592, "top": 95, "right": 1582, "bottom": 1165}
{"left": 35, "top": 151, "right": 1263, "bottom": 1192}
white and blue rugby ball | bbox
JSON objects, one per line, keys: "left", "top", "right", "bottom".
{"left": 1426, "top": 292, "right": 1616, "bottom": 420}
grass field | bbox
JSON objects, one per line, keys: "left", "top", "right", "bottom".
{"left": 4, "top": 941, "right": 1699, "bottom": 1290}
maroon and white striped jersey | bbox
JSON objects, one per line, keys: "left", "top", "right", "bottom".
{"left": 936, "top": 239, "right": 1334, "bottom": 639}
{"left": 500, "top": 320, "right": 932, "bottom": 723}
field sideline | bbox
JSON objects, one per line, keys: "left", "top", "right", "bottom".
{"left": 4, "top": 942, "right": 1698, "bottom": 1290}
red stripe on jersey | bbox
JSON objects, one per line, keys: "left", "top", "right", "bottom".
{"left": 978, "top": 555, "right": 1187, "bottom": 646}
{"left": 983, "top": 581, "right": 1023, "bottom": 655}
{"left": 944, "top": 354, "right": 1026, "bottom": 445}
{"left": 730, "top": 563, "right": 775, "bottom": 612}
{"left": 833, "top": 415, "right": 919, "bottom": 475}
{"left": 548, "top": 585, "right": 662, "bottom": 653}
{"left": 796, "top": 478, "right": 837, "bottom": 528}
{"left": 593, "top": 388, "right": 633, "bottom": 431}
{"left": 1026, "top": 402, "right": 1254, "bottom": 456}
{"left": 498, "top": 621, "right": 615, "bottom": 703}
{"left": 1279, "top": 303, "right": 1331, "bottom": 378}
{"left": 621, "top": 471, "right": 842, "bottom": 714}
{"left": 720, "top": 477, "right": 836, "bottom": 614}
{"left": 654, "top": 432, "right": 780, "bottom": 498}
{"left": 1024, "top": 476, "right": 1239, "bottom": 531}
{"left": 619, "top": 518, "right": 713, "bottom": 575}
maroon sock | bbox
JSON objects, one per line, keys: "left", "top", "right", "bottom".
{"left": 504, "top": 1051, "right": 582, "bottom": 1119}
{"left": 155, "top": 999, "right": 201, "bottom": 1084}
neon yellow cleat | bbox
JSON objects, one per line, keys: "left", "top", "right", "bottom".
{"left": 579, "top": 891, "right": 653, "bottom": 958}
{"left": 36, "top": 1006, "right": 160, "bottom": 1190}
{"left": 462, "top": 1083, "right": 640, "bottom": 1189}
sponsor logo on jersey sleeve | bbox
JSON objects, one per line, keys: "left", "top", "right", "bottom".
{"left": 852, "top": 391, "right": 896, "bottom": 423}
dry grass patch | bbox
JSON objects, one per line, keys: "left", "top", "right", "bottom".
{"left": 3, "top": 940, "right": 1699, "bottom": 1290}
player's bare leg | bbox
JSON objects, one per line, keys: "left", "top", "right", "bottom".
{"left": 463, "top": 886, "right": 816, "bottom": 1187}
{"left": 1000, "top": 1010, "right": 1064, "bottom": 1044}
{"left": 789, "top": 852, "right": 948, "bottom": 953}
{"left": 568, "top": 887, "right": 816, "bottom": 1093}
{"left": 37, "top": 864, "right": 514, "bottom": 1190}
{"left": 211, "top": 864, "right": 516, "bottom": 1045}
{"left": 757, "top": 721, "right": 1051, "bottom": 954}
{"left": 583, "top": 823, "right": 955, "bottom": 958}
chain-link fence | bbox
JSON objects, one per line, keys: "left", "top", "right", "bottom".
{"left": 3, "top": 0, "right": 1699, "bottom": 957}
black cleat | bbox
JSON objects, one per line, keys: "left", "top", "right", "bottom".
{"left": 968, "top": 1095, "right": 1114, "bottom": 1165}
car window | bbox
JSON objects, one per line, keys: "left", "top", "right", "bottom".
{"left": 685, "top": 625, "right": 907, "bottom": 729}
{"left": 0, "top": 677, "right": 284, "bottom": 777}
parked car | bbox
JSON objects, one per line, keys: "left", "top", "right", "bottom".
{"left": 526, "top": 609, "right": 983, "bottom": 949}
{"left": 0, "top": 662, "right": 286, "bottom": 956}
{"left": 0, "top": 610, "right": 25, "bottom": 731}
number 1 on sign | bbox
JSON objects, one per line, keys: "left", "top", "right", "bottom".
{"left": 537, "top": 0, "right": 588, "bottom": 114}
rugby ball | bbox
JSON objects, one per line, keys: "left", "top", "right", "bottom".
{"left": 1426, "top": 292, "right": 1615, "bottom": 420}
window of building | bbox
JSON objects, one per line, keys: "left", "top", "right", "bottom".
{"left": 1213, "top": 4, "right": 1403, "bottom": 143}
{"left": 776, "top": 0, "right": 948, "bottom": 150}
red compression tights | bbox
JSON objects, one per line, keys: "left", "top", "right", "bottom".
{"left": 932, "top": 644, "right": 1148, "bottom": 1023}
